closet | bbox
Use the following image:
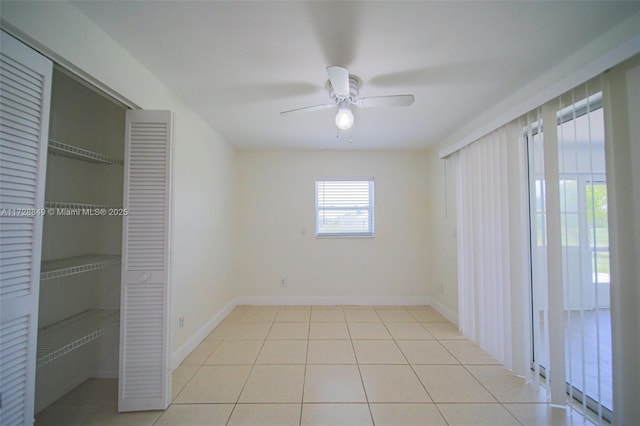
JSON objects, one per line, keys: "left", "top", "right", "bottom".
{"left": 35, "top": 68, "right": 126, "bottom": 413}
{"left": 0, "top": 30, "right": 172, "bottom": 425}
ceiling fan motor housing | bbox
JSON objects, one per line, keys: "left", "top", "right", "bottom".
{"left": 326, "top": 75, "right": 361, "bottom": 104}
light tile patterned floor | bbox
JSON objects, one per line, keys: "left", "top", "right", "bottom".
{"left": 35, "top": 305, "right": 597, "bottom": 425}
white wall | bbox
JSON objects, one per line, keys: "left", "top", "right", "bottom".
{"left": 1, "top": 1, "right": 238, "bottom": 356}
{"left": 438, "top": 10, "right": 640, "bottom": 158}
{"left": 236, "top": 150, "right": 430, "bottom": 303}
{"left": 170, "top": 113, "right": 237, "bottom": 352}
{"left": 424, "top": 148, "right": 458, "bottom": 322}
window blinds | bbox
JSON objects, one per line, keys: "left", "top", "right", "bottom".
{"left": 315, "top": 178, "right": 374, "bottom": 237}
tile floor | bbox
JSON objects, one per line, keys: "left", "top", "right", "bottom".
{"left": 36, "top": 305, "right": 598, "bottom": 425}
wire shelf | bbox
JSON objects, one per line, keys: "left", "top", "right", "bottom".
{"left": 37, "top": 309, "right": 120, "bottom": 367}
{"left": 45, "top": 201, "right": 122, "bottom": 211}
{"left": 48, "top": 139, "right": 124, "bottom": 165}
{"left": 40, "top": 254, "right": 121, "bottom": 281}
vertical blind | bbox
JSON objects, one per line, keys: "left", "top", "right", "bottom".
{"left": 315, "top": 178, "right": 374, "bottom": 237}
{"left": 455, "top": 123, "right": 530, "bottom": 375}
{"left": 451, "top": 57, "right": 639, "bottom": 425}
{"left": 456, "top": 78, "right": 613, "bottom": 424}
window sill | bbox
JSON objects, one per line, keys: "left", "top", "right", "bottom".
{"left": 315, "top": 234, "right": 375, "bottom": 239}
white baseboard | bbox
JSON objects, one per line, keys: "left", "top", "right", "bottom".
{"left": 428, "top": 297, "right": 459, "bottom": 326}
{"left": 170, "top": 299, "right": 235, "bottom": 369}
{"left": 235, "top": 296, "right": 431, "bottom": 307}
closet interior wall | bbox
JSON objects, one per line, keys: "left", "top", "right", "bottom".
{"left": 35, "top": 68, "right": 126, "bottom": 413}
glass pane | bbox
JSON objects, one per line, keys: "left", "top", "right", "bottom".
{"left": 535, "top": 180, "right": 546, "bottom": 212}
{"left": 560, "top": 212, "right": 579, "bottom": 247}
{"left": 536, "top": 213, "right": 546, "bottom": 246}
{"left": 317, "top": 209, "right": 371, "bottom": 234}
{"left": 586, "top": 182, "right": 610, "bottom": 285}
{"left": 559, "top": 179, "right": 578, "bottom": 212}
{"left": 586, "top": 183, "right": 609, "bottom": 246}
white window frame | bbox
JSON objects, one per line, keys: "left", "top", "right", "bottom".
{"left": 315, "top": 177, "right": 375, "bottom": 238}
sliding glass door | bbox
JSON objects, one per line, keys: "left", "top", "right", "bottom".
{"left": 527, "top": 89, "right": 612, "bottom": 422}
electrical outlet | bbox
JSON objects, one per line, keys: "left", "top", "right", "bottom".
{"left": 280, "top": 279, "right": 287, "bottom": 287}
{"left": 179, "top": 316, "right": 184, "bottom": 328}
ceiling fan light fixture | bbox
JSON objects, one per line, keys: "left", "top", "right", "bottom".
{"left": 335, "top": 102, "right": 354, "bottom": 130}
{"left": 280, "top": 65, "right": 414, "bottom": 132}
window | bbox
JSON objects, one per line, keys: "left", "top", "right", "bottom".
{"left": 315, "top": 178, "right": 374, "bottom": 237}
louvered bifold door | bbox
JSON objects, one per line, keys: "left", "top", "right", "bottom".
{"left": 0, "top": 31, "right": 52, "bottom": 425}
{"left": 119, "top": 110, "right": 173, "bottom": 412}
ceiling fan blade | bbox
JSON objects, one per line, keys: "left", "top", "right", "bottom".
{"left": 280, "top": 103, "right": 335, "bottom": 117}
{"left": 326, "top": 65, "right": 350, "bottom": 98}
{"left": 355, "top": 94, "right": 415, "bottom": 108}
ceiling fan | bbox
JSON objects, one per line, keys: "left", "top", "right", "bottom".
{"left": 280, "top": 65, "right": 415, "bottom": 131}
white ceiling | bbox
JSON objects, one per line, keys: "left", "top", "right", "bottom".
{"left": 73, "top": 1, "right": 639, "bottom": 150}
